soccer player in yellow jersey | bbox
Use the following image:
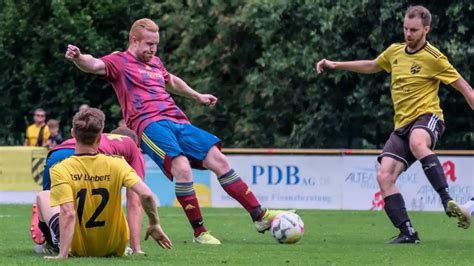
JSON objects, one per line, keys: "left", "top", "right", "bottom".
{"left": 316, "top": 5, "right": 474, "bottom": 244}
{"left": 43, "top": 108, "right": 172, "bottom": 259}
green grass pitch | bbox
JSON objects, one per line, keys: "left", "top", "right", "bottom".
{"left": 0, "top": 205, "right": 472, "bottom": 265}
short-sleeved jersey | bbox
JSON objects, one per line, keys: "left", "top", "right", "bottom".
{"left": 49, "top": 133, "right": 145, "bottom": 179}
{"left": 26, "top": 123, "right": 50, "bottom": 146}
{"left": 49, "top": 153, "right": 140, "bottom": 257}
{"left": 100, "top": 51, "right": 190, "bottom": 142}
{"left": 375, "top": 42, "right": 460, "bottom": 129}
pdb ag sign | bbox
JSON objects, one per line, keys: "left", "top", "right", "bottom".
{"left": 211, "top": 155, "right": 342, "bottom": 209}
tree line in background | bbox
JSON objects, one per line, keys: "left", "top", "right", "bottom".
{"left": 0, "top": 0, "right": 473, "bottom": 148}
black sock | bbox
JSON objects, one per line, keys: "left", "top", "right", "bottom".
{"left": 384, "top": 193, "right": 415, "bottom": 235}
{"left": 399, "top": 220, "right": 416, "bottom": 236}
{"left": 420, "top": 154, "right": 452, "bottom": 208}
{"left": 38, "top": 221, "right": 52, "bottom": 245}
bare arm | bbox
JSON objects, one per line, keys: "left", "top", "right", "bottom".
{"left": 132, "top": 181, "right": 159, "bottom": 224}
{"left": 316, "top": 59, "right": 383, "bottom": 75}
{"left": 130, "top": 180, "right": 173, "bottom": 249}
{"left": 450, "top": 76, "right": 474, "bottom": 110}
{"left": 65, "top": 44, "right": 106, "bottom": 75}
{"left": 166, "top": 74, "right": 217, "bottom": 106}
{"left": 44, "top": 202, "right": 75, "bottom": 260}
{"left": 126, "top": 188, "right": 143, "bottom": 253}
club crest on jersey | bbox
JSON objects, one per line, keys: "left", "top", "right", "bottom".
{"left": 410, "top": 63, "right": 421, "bottom": 74}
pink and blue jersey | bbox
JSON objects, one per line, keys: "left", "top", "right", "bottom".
{"left": 100, "top": 51, "right": 189, "bottom": 141}
{"left": 48, "top": 133, "right": 145, "bottom": 179}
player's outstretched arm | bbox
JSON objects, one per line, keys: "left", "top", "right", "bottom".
{"left": 65, "top": 44, "right": 106, "bottom": 75}
{"left": 44, "top": 202, "right": 75, "bottom": 260}
{"left": 166, "top": 74, "right": 217, "bottom": 107}
{"left": 130, "top": 181, "right": 173, "bottom": 249}
{"left": 316, "top": 59, "right": 382, "bottom": 75}
{"left": 450, "top": 77, "right": 474, "bottom": 110}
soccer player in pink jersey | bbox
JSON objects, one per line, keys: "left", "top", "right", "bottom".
{"left": 32, "top": 127, "right": 146, "bottom": 253}
{"left": 65, "top": 18, "right": 292, "bottom": 244}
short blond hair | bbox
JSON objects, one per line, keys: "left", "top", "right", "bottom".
{"left": 405, "top": 5, "right": 431, "bottom": 27}
{"left": 129, "top": 18, "right": 159, "bottom": 43}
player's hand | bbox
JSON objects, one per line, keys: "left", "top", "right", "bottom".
{"left": 315, "top": 59, "right": 336, "bottom": 75}
{"left": 65, "top": 44, "right": 82, "bottom": 61}
{"left": 145, "top": 224, "right": 173, "bottom": 249}
{"left": 197, "top": 94, "right": 218, "bottom": 107}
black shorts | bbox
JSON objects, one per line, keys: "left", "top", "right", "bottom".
{"left": 377, "top": 113, "right": 445, "bottom": 169}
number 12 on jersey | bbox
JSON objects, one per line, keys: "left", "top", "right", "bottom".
{"left": 76, "top": 188, "right": 110, "bottom": 228}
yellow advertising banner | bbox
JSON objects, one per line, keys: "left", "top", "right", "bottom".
{"left": 0, "top": 146, "right": 48, "bottom": 191}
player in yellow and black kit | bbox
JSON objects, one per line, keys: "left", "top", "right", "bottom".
{"left": 42, "top": 108, "right": 172, "bottom": 260}
{"left": 50, "top": 154, "right": 140, "bottom": 257}
{"left": 316, "top": 5, "right": 474, "bottom": 244}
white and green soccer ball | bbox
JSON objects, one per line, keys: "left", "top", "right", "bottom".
{"left": 270, "top": 212, "right": 304, "bottom": 244}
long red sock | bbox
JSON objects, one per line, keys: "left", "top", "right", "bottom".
{"left": 175, "top": 182, "right": 206, "bottom": 237}
{"left": 218, "top": 169, "right": 264, "bottom": 221}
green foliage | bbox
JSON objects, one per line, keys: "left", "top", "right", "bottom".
{"left": 0, "top": 0, "right": 158, "bottom": 144}
{"left": 1, "top": 0, "right": 472, "bottom": 148}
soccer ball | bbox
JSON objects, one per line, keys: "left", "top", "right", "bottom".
{"left": 270, "top": 212, "right": 304, "bottom": 244}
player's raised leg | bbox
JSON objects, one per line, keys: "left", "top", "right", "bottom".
{"left": 409, "top": 127, "right": 458, "bottom": 216}
{"left": 203, "top": 146, "right": 294, "bottom": 233}
{"left": 377, "top": 157, "right": 420, "bottom": 244}
{"left": 203, "top": 146, "right": 265, "bottom": 220}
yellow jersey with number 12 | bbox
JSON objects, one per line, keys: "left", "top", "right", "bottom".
{"left": 375, "top": 42, "right": 460, "bottom": 129}
{"left": 49, "top": 153, "right": 140, "bottom": 257}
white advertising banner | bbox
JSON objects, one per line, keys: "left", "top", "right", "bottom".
{"left": 211, "top": 155, "right": 473, "bottom": 211}
{"left": 400, "top": 157, "right": 473, "bottom": 211}
{"left": 342, "top": 156, "right": 473, "bottom": 211}
{"left": 211, "top": 155, "right": 344, "bottom": 209}
{"left": 341, "top": 155, "right": 382, "bottom": 210}
{"left": 1, "top": 152, "right": 471, "bottom": 210}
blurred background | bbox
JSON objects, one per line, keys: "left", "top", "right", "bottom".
{"left": 1, "top": 0, "right": 473, "bottom": 149}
